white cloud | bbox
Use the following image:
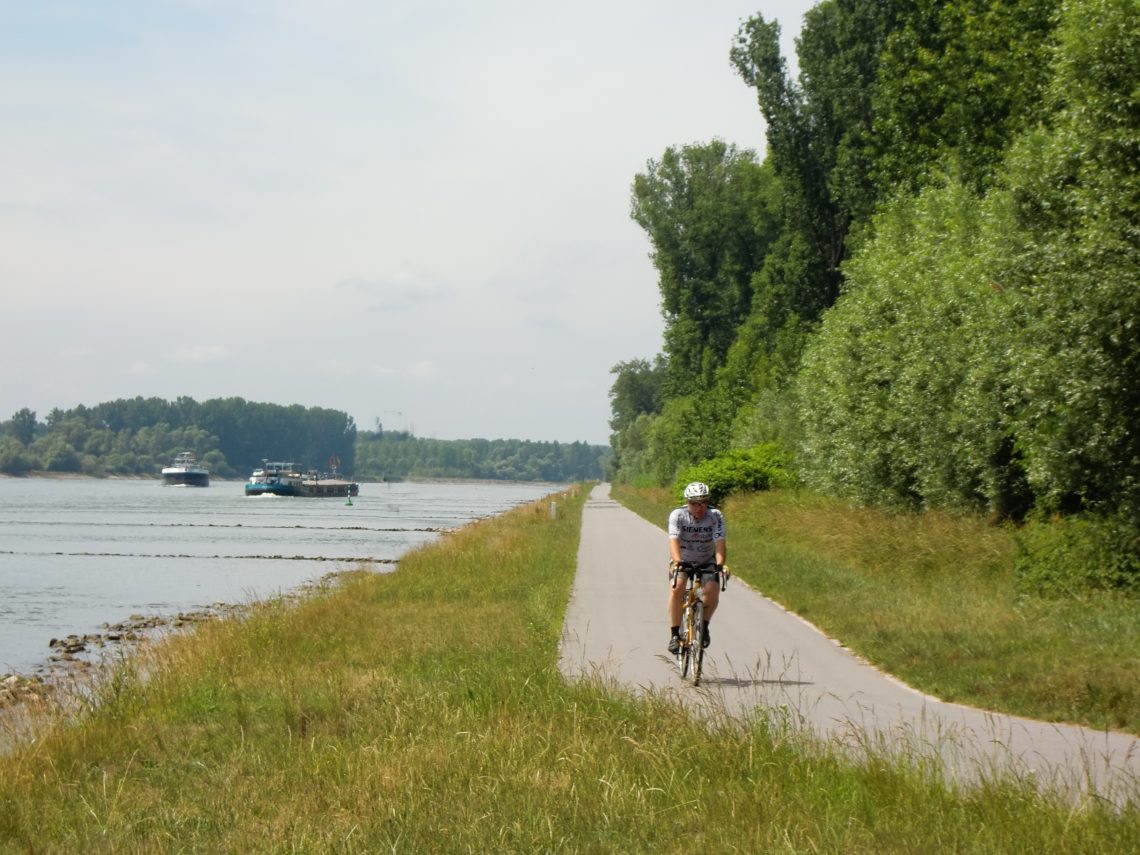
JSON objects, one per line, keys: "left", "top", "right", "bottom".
{"left": 0, "top": 0, "right": 815, "bottom": 444}
{"left": 58, "top": 346, "right": 97, "bottom": 361}
{"left": 165, "top": 346, "right": 230, "bottom": 365}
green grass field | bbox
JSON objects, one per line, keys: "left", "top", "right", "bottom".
{"left": 0, "top": 483, "right": 1136, "bottom": 853}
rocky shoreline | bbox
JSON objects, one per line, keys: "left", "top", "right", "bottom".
{"left": 0, "top": 605, "right": 245, "bottom": 712}
{"left": 0, "top": 570, "right": 352, "bottom": 718}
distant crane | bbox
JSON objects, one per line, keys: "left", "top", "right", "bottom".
{"left": 375, "top": 411, "right": 410, "bottom": 435}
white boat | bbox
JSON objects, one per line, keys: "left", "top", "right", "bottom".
{"left": 161, "top": 452, "right": 210, "bottom": 487}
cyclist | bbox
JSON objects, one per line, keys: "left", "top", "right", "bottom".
{"left": 667, "top": 481, "right": 727, "bottom": 654}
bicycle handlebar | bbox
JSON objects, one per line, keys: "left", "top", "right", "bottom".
{"left": 669, "top": 561, "right": 729, "bottom": 591}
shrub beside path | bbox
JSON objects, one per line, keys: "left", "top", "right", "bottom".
{"left": 559, "top": 483, "right": 1140, "bottom": 807}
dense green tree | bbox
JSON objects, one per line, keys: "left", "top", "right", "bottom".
{"left": 623, "top": 145, "right": 786, "bottom": 484}
{"left": 871, "top": 0, "right": 1059, "bottom": 194}
{"left": 607, "top": 0, "right": 1136, "bottom": 592}
{"left": 731, "top": 3, "right": 905, "bottom": 324}
{"left": 1002, "top": 0, "right": 1140, "bottom": 517}
{"left": 643, "top": 395, "right": 705, "bottom": 486}
{"left": 793, "top": 0, "right": 912, "bottom": 231}
{"left": 630, "top": 141, "right": 773, "bottom": 393}
{"left": 791, "top": 0, "right": 1137, "bottom": 524}
{"left": 607, "top": 413, "right": 656, "bottom": 486}
{"left": 0, "top": 437, "right": 34, "bottom": 474}
{"left": 608, "top": 357, "right": 666, "bottom": 437}
{"left": 354, "top": 432, "right": 607, "bottom": 482}
{"left": 90, "top": 397, "right": 172, "bottom": 433}
{"left": 83, "top": 428, "right": 115, "bottom": 460}
{"left": 711, "top": 2, "right": 909, "bottom": 478}
{"left": 192, "top": 398, "right": 356, "bottom": 475}
{"left": 719, "top": 314, "right": 809, "bottom": 450}
{"left": 5, "top": 408, "right": 38, "bottom": 446}
{"left": 731, "top": 16, "right": 832, "bottom": 331}
{"left": 34, "top": 436, "right": 81, "bottom": 472}
{"left": 794, "top": 178, "right": 1030, "bottom": 515}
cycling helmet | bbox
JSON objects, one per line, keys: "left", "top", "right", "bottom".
{"left": 682, "top": 482, "right": 710, "bottom": 502}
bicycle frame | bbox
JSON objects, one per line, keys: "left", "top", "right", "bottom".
{"left": 670, "top": 561, "right": 725, "bottom": 686}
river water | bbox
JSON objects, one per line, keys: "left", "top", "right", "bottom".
{"left": 0, "top": 477, "right": 564, "bottom": 676}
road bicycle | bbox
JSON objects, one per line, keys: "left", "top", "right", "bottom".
{"left": 670, "top": 560, "right": 727, "bottom": 686}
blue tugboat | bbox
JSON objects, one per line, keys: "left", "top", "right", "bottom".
{"left": 244, "top": 461, "right": 303, "bottom": 496}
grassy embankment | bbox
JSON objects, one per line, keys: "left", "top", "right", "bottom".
{"left": 0, "top": 484, "right": 1136, "bottom": 853}
{"left": 613, "top": 484, "right": 1140, "bottom": 735}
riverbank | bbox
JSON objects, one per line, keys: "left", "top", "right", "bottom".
{"left": 2, "top": 471, "right": 560, "bottom": 483}
{"left": 1, "top": 476, "right": 559, "bottom": 686}
{"left": 0, "top": 571, "right": 352, "bottom": 760}
{"left": 1, "top": 485, "right": 1136, "bottom": 851}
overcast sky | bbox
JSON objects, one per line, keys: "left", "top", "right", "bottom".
{"left": 1, "top": 1, "right": 814, "bottom": 446}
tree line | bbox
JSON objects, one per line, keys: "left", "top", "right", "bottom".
{"left": 356, "top": 430, "right": 607, "bottom": 482}
{"left": 0, "top": 397, "right": 608, "bottom": 483}
{"left": 610, "top": 0, "right": 1138, "bottom": 593}
{"left": 0, "top": 397, "right": 358, "bottom": 479}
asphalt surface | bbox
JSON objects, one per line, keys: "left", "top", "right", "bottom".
{"left": 559, "top": 484, "right": 1140, "bottom": 806}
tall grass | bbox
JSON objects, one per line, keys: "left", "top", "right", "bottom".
{"left": 0, "top": 485, "right": 1136, "bottom": 852}
{"left": 612, "top": 484, "right": 1140, "bottom": 734}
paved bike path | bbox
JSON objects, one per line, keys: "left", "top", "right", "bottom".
{"left": 559, "top": 484, "right": 1139, "bottom": 805}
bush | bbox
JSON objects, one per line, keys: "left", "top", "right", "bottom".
{"left": 672, "top": 442, "right": 795, "bottom": 504}
{"left": 0, "top": 437, "right": 35, "bottom": 474}
{"left": 793, "top": 178, "right": 1028, "bottom": 515}
{"left": 34, "top": 438, "right": 81, "bottom": 472}
{"left": 1014, "top": 511, "right": 1140, "bottom": 596}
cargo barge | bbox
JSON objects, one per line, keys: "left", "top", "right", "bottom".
{"left": 245, "top": 461, "right": 359, "bottom": 497}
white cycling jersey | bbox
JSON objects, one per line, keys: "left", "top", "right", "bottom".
{"left": 667, "top": 505, "right": 725, "bottom": 566}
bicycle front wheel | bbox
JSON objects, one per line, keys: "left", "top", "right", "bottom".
{"left": 678, "top": 609, "right": 691, "bottom": 678}
{"left": 691, "top": 600, "right": 705, "bottom": 686}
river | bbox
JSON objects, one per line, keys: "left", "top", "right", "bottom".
{"left": 0, "top": 477, "right": 564, "bottom": 677}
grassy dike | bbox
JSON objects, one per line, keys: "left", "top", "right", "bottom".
{"left": 0, "top": 485, "right": 1136, "bottom": 853}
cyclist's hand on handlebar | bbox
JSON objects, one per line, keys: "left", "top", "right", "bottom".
{"left": 718, "top": 564, "right": 731, "bottom": 580}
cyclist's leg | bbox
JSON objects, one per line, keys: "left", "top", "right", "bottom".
{"left": 700, "top": 577, "right": 719, "bottom": 649}
{"left": 702, "top": 577, "right": 720, "bottom": 620}
{"left": 667, "top": 575, "right": 686, "bottom": 626}
{"left": 667, "top": 573, "right": 687, "bottom": 652}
